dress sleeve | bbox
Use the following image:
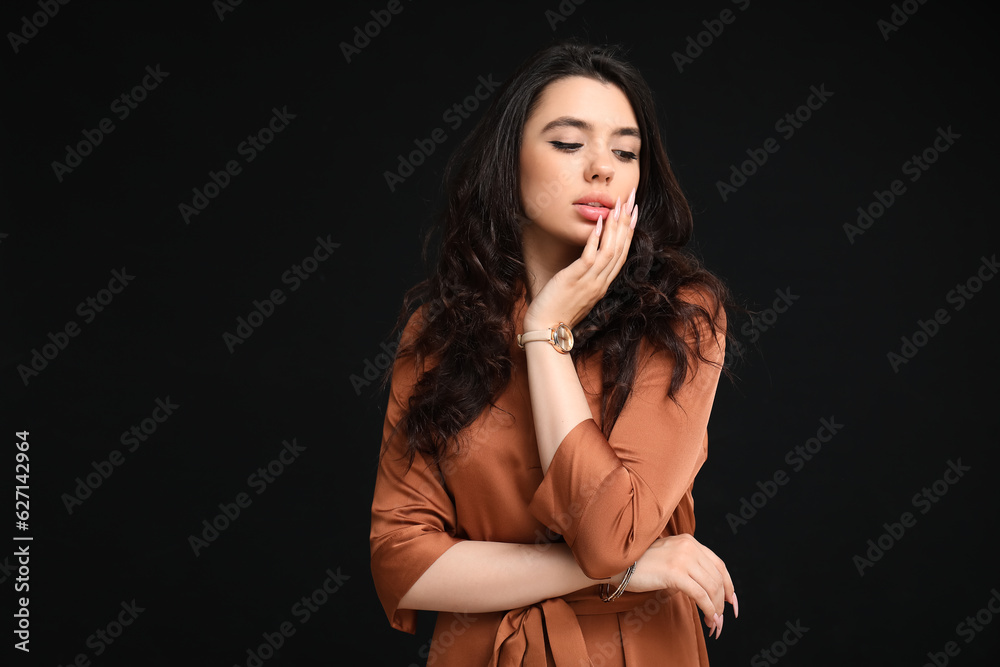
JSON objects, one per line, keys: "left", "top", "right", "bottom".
{"left": 369, "top": 307, "right": 463, "bottom": 633}
{"left": 528, "top": 287, "right": 727, "bottom": 579}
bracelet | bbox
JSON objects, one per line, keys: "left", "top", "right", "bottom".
{"left": 600, "top": 561, "right": 636, "bottom": 602}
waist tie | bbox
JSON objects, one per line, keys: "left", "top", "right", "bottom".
{"left": 489, "top": 592, "right": 663, "bottom": 667}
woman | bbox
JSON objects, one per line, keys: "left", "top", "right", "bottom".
{"left": 370, "top": 40, "right": 741, "bottom": 666}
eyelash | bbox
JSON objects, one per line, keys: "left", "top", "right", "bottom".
{"left": 549, "top": 141, "right": 638, "bottom": 162}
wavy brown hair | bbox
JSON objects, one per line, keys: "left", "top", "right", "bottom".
{"left": 380, "top": 39, "right": 745, "bottom": 471}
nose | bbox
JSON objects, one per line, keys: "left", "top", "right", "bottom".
{"left": 587, "top": 150, "right": 614, "bottom": 183}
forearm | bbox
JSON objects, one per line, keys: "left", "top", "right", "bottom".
{"left": 397, "top": 539, "right": 619, "bottom": 614}
{"left": 523, "top": 340, "right": 595, "bottom": 473}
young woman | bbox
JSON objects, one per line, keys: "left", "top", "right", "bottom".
{"left": 370, "top": 40, "right": 741, "bottom": 666}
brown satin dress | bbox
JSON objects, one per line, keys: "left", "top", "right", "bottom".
{"left": 370, "top": 286, "right": 726, "bottom": 666}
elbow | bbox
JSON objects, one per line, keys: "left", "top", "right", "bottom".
{"left": 570, "top": 512, "right": 668, "bottom": 579}
{"left": 572, "top": 537, "right": 638, "bottom": 580}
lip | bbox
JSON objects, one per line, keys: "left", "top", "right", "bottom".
{"left": 572, "top": 192, "right": 617, "bottom": 222}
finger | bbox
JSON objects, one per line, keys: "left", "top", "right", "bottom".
{"left": 597, "top": 200, "right": 634, "bottom": 286}
{"left": 580, "top": 214, "right": 603, "bottom": 267}
{"left": 586, "top": 198, "right": 621, "bottom": 280}
{"left": 703, "top": 550, "right": 737, "bottom": 618}
{"left": 687, "top": 558, "right": 726, "bottom": 621}
{"left": 676, "top": 573, "right": 720, "bottom": 634}
{"left": 696, "top": 544, "right": 734, "bottom": 604}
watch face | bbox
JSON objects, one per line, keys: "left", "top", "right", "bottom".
{"left": 553, "top": 323, "right": 574, "bottom": 352}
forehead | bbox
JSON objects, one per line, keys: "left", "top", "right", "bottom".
{"left": 526, "top": 76, "right": 637, "bottom": 130}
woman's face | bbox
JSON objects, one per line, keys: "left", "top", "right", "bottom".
{"left": 519, "top": 76, "right": 641, "bottom": 249}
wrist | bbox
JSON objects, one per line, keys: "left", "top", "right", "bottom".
{"left": 600, "top": 562, "right": 636, "bottom": 602}
{"left": 521, "top": 317, "right": 548, "bottom": 333}
{"left": 519, "top": 321, "right": 574, "bottom": 355}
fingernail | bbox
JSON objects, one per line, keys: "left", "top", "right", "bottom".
{"left": 714, "top": 613, "right": 723, "bottom": 639}
{"left": 731, "top": 591, "right": 739, "bottom": 619}
{"left": 626, "top": 186, "right": 635, "bottom": 212}
{"left": 630, "top": 204, "right": 639, "bottom": 229}
{"left": 614, "top": 196, "right": 621, "bottom": 221}
{"left": 596, "top": 215, "right": 603, "bottom": 236}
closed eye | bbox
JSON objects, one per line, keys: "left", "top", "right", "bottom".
{"left": 549, "top": 141, "right": 638, "bottom": 162}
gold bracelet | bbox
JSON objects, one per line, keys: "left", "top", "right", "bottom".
{"left": 600, "top": 561, "right": 636, "bottom": 602}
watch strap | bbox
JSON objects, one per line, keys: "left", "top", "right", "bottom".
{"left": 517, "top": 323, "right": 573, "bottom": 353}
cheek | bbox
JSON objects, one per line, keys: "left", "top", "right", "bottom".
{"left": 520, "top": 150, "right": 551, "bottom": 219}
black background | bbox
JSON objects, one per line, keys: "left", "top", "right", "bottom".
{"left": 2, "top": 0, "right": 998, "bottom": 665}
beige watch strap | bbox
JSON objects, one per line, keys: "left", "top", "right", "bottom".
{"left": 517, "top": 323, "right": 573, "bottom": 353}
{"left": 517, "top": 328, "right": 554, "bottom": 348}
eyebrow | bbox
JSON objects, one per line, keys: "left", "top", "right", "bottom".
{"left": 539, "top": 116, "right": 641, "bottom": 141}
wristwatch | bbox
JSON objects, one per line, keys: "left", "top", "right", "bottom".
{"left": 517, "top": 323, "right": 574, "bottom": 354}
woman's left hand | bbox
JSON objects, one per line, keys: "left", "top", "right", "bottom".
{"left": 523, "top": 190, "right": 638, "bottom": 332}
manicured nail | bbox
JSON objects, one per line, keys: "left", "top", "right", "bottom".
{"left": 714, "top": 613, "right": 723, "bottom": 639}
{"left": 626, "top": 186, "right": 635, "bottom": 213}
{"left": 596, "top": 215, "right": 603, "bottom": 236}
{"left": 731, "top": 591, "right": 739, "bottom": 619}
{"left": 613, "top": 196, "right": 621, "bottom": 221}
{"left": 630, "top": 204, "right": 639, "bottom": 229}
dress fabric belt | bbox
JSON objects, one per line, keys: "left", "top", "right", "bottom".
{"left": 489, "top": 593, "right": 653, "bottom": 666}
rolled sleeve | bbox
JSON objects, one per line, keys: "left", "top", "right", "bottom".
{"left": 369, "top": 307, "right": 462, "bottom": 633}
{"left": 529, "top": 289, "right": 727, "bottom": 578}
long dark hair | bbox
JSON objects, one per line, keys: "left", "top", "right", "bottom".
{"left": 381, "top": 39, "right": 744, "bottom": 470}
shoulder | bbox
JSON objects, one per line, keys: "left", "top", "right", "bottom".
{"left": 674, "top": 283, "right": 726, "bottom": 330}
{"left": 633, "top": 283, "right": 727, "bottom": 379}
{"left": 400, "top": 302, "right": 432, "bottom": 345}
{"left": 391, "top": 302, "right": 442, "bottom": 388}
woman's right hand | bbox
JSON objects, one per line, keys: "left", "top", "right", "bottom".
{"left": 621, "top": 533, "right": 738, "bottom": 638}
